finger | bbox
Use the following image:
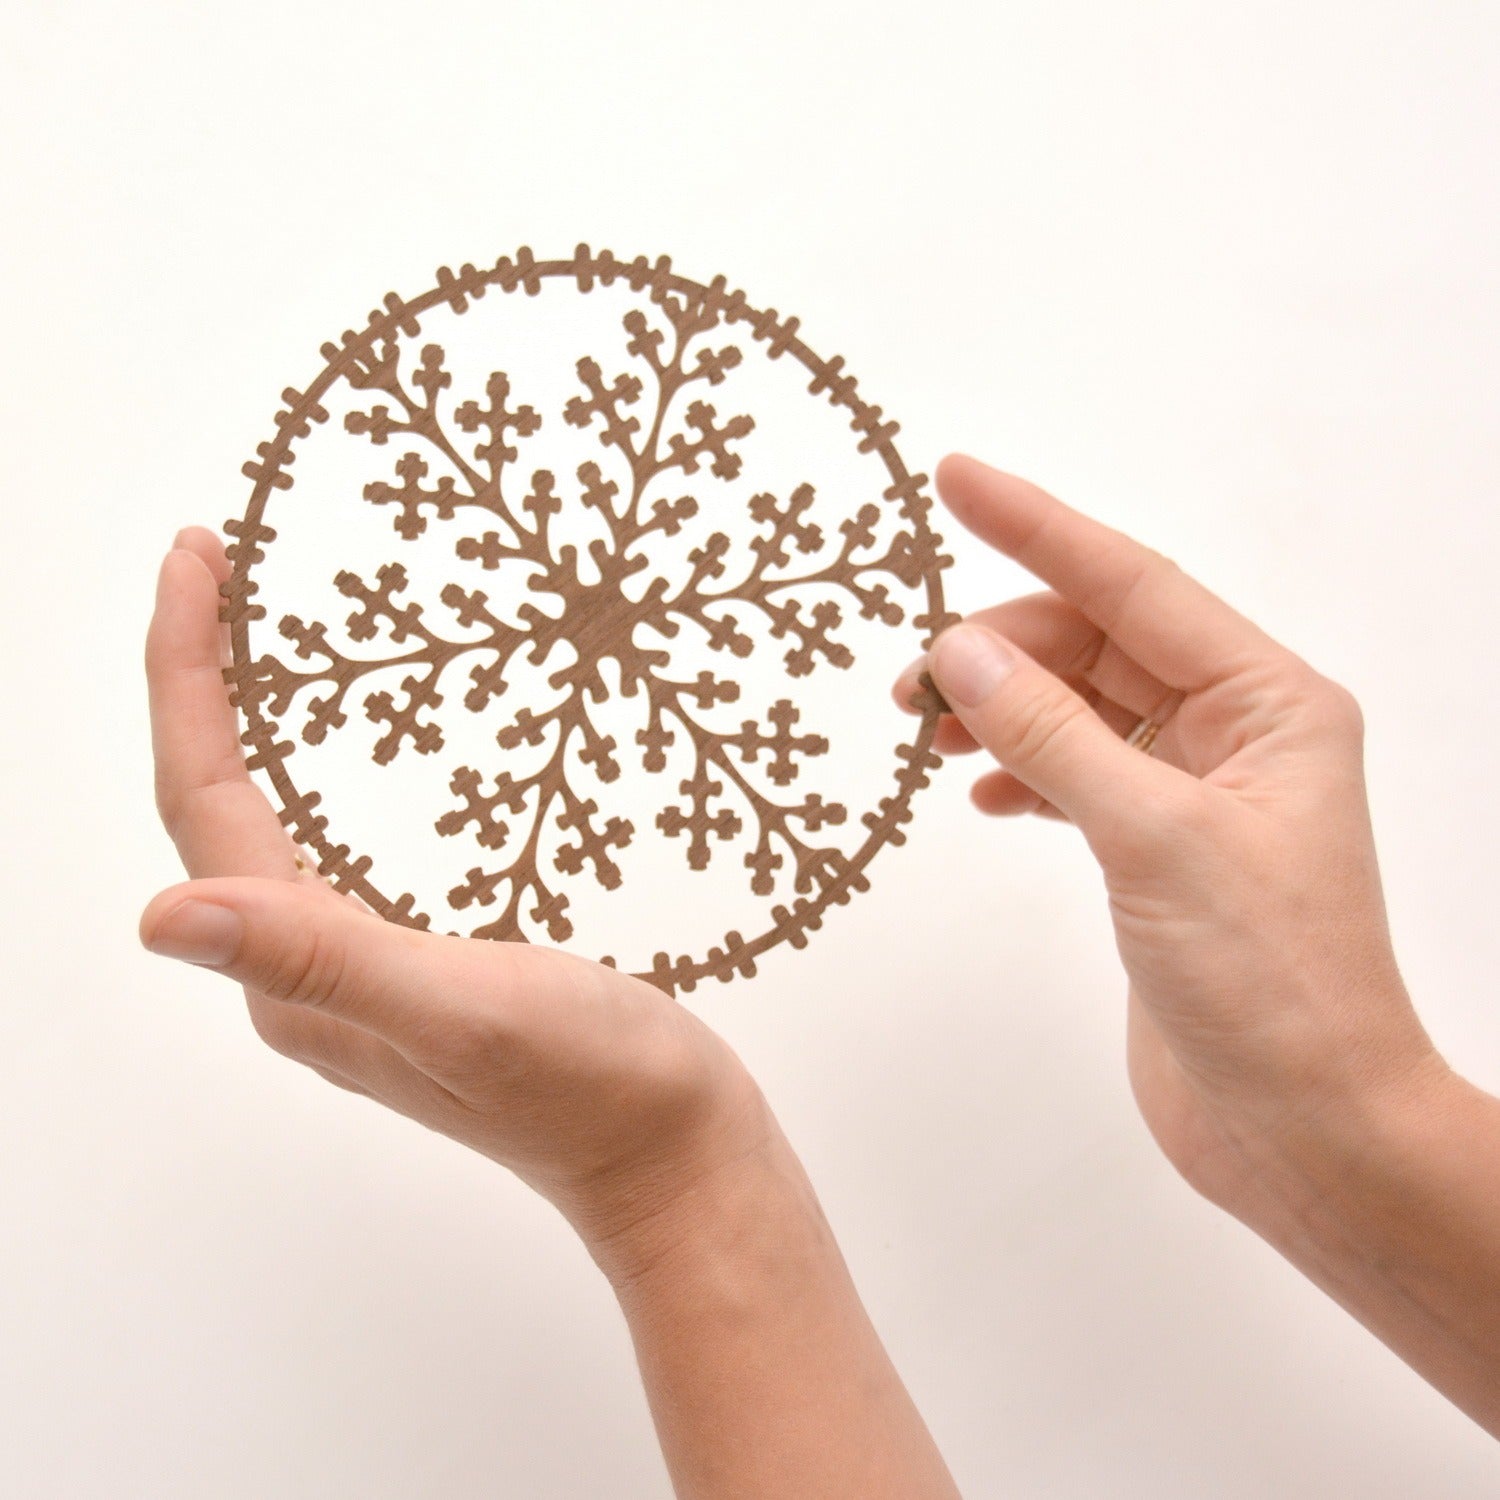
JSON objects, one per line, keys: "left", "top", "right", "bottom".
{"left": 1082, "top": 689, "right": 1144, "bottom": 741}
{"left": 933, "top": 454, "right": 1283, "bottom": 692}
{"left": 925, "top": 622, "right": 1199, "bottom": 859}
{"left": 895, "top": 592, "right": 1175, "bottom": 750}
{"left": 142, "top": 886, "right": 442, "bottom": 1108}
{"left": 239, "top": 987, "right": 419, "bottom": 1094}
{"left": 142, "top": 882, "right": 479, "bottom": 1119}
{"left": 140, "top": 878, "right": 437, "bottom": 1044}
{"left": 917, "top": 644, "right": 1173, "bottom": 757}
{"left": 896, "top": 594, "right": 1097, "bottom": 758}
{"left": 138, "top": 875, "right": 662, "bottom": 1109}
{"left": 1084, "top": 639, "right": 1178, "bottom": 725}
{"left": 894, "top": 593, "right": 1098, "bottom": 720}
{"left": 970, "top": 772, "right": 1069, "bottom": 821}
{"left": 140, "top": 875, "right": 582, "bottom": 1069}
{"left": 969, "top": 691, "right": 1139, "bottom": 819}
{"left": 147, "top": 549, "right": 298, "bottom": 881}
{"left": 927, "top": 714, "right": 983, "bottom": 756}
{"left": 970, "top": 769, "right": 1053, "bottom": 818}
{"left": 246, "top": 986, "right": 468, "bottom": 1125}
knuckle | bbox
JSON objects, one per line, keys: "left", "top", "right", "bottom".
{"left": 417, "top": 1011, "right": 498, "bottom": 1087}
{"left": 1290, "top": 665, "right": 1365, "bottom": 741}
{"left": 266, "top": 929, "right": 350, "bottom": 1010}
{"left": 1112, "top": 546, "right": 1181, "bottom": 612}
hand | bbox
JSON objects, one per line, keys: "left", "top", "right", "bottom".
{"left": 141, "top": 529, "right": 771, "bottom": 1271}
{"left": 896, "top": 455, "right": 1450, "bottom": 1225}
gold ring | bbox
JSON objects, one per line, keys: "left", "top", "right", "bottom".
{"left": 1125, "top": 690, "right": 1185, "bottom": 756}
{"left": 1125, "top": 716, "right": 1163, "bottom": 754}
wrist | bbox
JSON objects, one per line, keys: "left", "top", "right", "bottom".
{"left": 1222, "top": 1040, "right": 1468, "bottom": 1258}
{"left": 1174, "top": 965, "right": 1447, "bottom": 1226}
{"left": 554, "top": 1076, "right": 831, "bottom": 1296}
{"left": 580, "top": 1078, "right": 964, "bottom": 1496}
{"left": 1224, "top": 1052, "right": 1500, "bottom": 1438}
{"left": 582, "top": 1108, "right": 836, "bottom": 1299}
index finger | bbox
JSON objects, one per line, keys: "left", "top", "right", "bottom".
{"left": 934, "top": 454, "right": 1284, "bottom": 691}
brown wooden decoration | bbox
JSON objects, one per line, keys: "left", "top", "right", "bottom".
{"left": 222, "top": 246, "right": 957, "bottom": 994}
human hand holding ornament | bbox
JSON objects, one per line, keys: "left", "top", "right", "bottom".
{"left": 899, "top": 453, "right": 1500, "bottom": 1438}
{"left": 142, "top": 527, "right": 962, "bottom": 1499}
{"left": 143, "top": 529, "right": 775, "bottom": 1262}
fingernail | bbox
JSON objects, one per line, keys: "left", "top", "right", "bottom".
{"left": 929, "top": 625, "right": 1016, "bottom": 707}
{"left": 145, "top": 899, "right": 244, "bottom": 967}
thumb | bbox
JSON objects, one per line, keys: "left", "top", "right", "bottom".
{"left": 925, "top": 622, "right": 1186, "bottom": 857}
{"left": 139, "top": 876, "right": 506, "bottom": 1060}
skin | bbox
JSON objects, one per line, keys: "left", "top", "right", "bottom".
{"left": 141, "top": 452, "right": 1500, "bottom": 1495}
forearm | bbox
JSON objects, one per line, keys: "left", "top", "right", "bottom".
{"left": 591, "top": 1124, "right": 962, "bottom": 1500}
{"left": 1238, "top": 1053, "right": 1500, "bottom": 1436}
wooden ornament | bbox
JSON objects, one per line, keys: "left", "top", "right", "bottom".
{"left": 222, "top": 246, "right": 958, "bottom": 995}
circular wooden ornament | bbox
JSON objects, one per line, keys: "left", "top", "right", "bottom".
{"left": 222, "top": 246, "right": 957, "bottom": 995}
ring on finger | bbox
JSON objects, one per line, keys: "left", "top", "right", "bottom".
{"left": 1125, "top": 690, "right": 1186, "bottom": 757}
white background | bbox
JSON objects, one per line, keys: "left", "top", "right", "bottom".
{"left": 3, "top": 2, "right": 1498, "bottom": 1494}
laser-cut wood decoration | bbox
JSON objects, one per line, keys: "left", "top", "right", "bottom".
{"left": 222, "top": 245, "right": 957, "bottom": 995}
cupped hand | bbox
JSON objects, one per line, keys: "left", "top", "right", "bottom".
{"left": 896, "top": 455, "right": 1449, "bottom": 1222}
{"left": 141, "top": 531, "right": 770, "bottom": 1272}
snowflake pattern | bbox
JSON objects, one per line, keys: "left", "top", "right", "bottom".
{"left": 223, "top": 247, "right": 955, "bottom": 994}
